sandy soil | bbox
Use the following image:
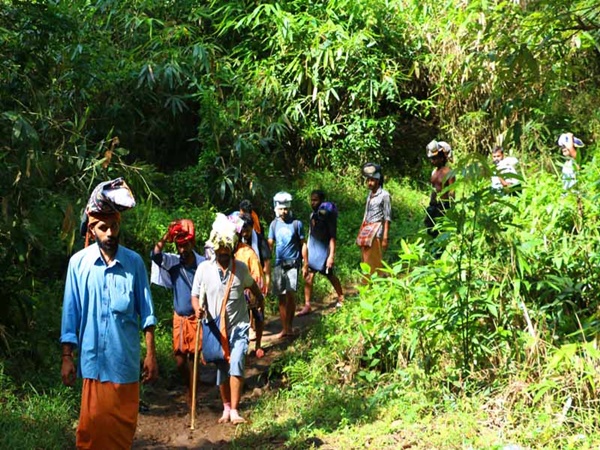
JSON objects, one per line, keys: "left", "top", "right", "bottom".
{"left": 132, "top": 298, "right": 338, "bottom": 450}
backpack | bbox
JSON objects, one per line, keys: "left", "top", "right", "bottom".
{"left": 318, "top": 201, "right": 338, "bottom": 218}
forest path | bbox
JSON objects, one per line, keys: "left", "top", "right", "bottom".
{"left": 132, "top": 290, "right": 352, "bottom": 449}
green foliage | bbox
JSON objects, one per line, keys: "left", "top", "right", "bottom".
{"left": 2, "top": 0, "right": 600, "bottom": 446}
{"left": 0, "top": 362, "right": 77, "bottom": 450}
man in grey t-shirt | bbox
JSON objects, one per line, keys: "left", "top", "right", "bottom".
{"left": 191, "top": 214, "right": 263, "bottom": 425}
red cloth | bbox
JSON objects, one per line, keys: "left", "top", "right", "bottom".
{"left": 76, "top": 379, "right": 139, "bottom": 450}
{"left": 167, "top": 219, "right": 195, "bottom": 245}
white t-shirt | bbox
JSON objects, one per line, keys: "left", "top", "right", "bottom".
{"left": 492, "top": 157, "right": 519, "bottom": 190}
{"left": 562, "top": 159, "right": 577, "bottom": 190}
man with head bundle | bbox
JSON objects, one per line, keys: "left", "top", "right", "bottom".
{"left": 558, "top": 132, "right": 584, "bottom": 191}
{"left": 60, "top": 181, "right": 158, "bottom": 449}
{"left": 299, "top": 189, "right": 344, "bottom": 314}
{"left": 151, "top": 219, "right": 205, "bottom": 406}
{"left": 191, "top": 214, "right": 264, "bottom": 424}
{"left": 357, "top": 163, "right": 392, "bottom": 278}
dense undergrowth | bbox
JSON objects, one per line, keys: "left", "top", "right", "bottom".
{"left": 2, "top": 0, "right": 600, "bottom": 448}
{"left": 232, "top": 155, "right": 600, "bottom": 449}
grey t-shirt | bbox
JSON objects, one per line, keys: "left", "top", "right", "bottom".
{"left": 191, "top": 259, "right": 254, "bottom": 331}
{"left": 362, "top": 187, "right": 392, "bottom": 238}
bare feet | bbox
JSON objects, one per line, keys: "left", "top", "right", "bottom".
{"left": 275, "top": 329, "right": 298, "bottom": 340}
{"left": 275, "top": 330, "right": 288, "bottom": 340}
{"left": 297, "top": 304, "right": 312, "bottom": 316}
{"left": 218, "top": 410, "right": 230, "bottom": 424}
{"left": 230, "top": 409, "right": 246, "bottom": 424}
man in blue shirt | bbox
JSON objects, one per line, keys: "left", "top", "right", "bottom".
{"left": 151, "top": 219, "right": 204, "bottom": 407}
{"left": 268, "top": 192, "right": 305, "bottom": 339}
{"left": 61, "top": 211, "right": 158, "bottom": 449}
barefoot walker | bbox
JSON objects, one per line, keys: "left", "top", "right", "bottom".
{"left": 60, "top": 178, "right": 158, "bottom": 450}
{"left": 150, "top": 219, "right": 205, "bottom": 406}
{"left": 191, "top": 214, "right": 264, "bottom": 424}
{"left": 300, "top": 190, "right": 344, "bottom": 313}
{"left": 268, "top": 191, "right": 305, "bottom": 338}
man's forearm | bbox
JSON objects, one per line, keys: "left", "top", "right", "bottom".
{"left": 144, "top": 326, "right": 156, "bottom": 358}
{"left": 328, "top": 238, "right": 336, "bottom": 259}
{"left": 153, "top": 233, "right": 168, "bottom": 254}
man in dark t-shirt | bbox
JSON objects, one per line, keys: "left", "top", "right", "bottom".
{"left": 300, "top": 190, "right": 344, "bottom": 314}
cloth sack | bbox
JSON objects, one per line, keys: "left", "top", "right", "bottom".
{"left": 355, "top": 222, "right": 381, "bottom": 247}
{"left": 80, "top": 177, "right": 136, "bottom": 236}
{"left": 201, "top": 316, "right": 228, "bottom": 364}
{"left": 201, "top": 263, "right": 236, "bottom": 364}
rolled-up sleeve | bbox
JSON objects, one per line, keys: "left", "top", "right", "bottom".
{"left": 135, "top": 256, "right": 157, "bottom": 330}
{"left": 383, "top": 192, "right": 392, "bottom": 222}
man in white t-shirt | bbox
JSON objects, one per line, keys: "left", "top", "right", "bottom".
{"left": 491, "top": 146, "right": 520, "bottom": 192}
{"left": 557, "top": 132, "right": 584, "bottom": 191}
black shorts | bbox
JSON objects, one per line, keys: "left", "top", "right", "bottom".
{"left": 308, "top": 266, "right": 335, "bottom": 277}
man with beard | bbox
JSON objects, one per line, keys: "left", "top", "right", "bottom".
{"left": 191, "top": 214, "right": 264, "bottom": 425}
{"left": 151, "top": 219, "right": 205, "bottom": 406}
{"left": 491, "top": 146, "right": 520, "bottom": 193}
{"left": 60, "top": 208, "right": 158, "bottom": 449}
{"left": 299, "top": 190, "right": 344, "bottom": 313}
{"left": 268, "top": 192, "right": 305, "bottom": 339}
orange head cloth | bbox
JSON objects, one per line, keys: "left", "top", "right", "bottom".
{"left": 167, "top": 219, "right": 195, "bottom": 246}
{"left": 85, "top": 211, "right": 121, "bottom": 247}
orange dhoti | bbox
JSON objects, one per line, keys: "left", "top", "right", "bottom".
{"left": 173, "top": 312, "right": 199, "bottom": 354}
{"left": 360, "top": 237, "right": 384, "bottom": 277}
{"left": 76, "top": 378, "right": 139, "bottom": 450}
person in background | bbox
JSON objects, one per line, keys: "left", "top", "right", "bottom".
{"left": 357, "top": 163, "right": 392, "bottom": 278}
{"left": 425, "top": 140, "right": 455, "bottom": 238}
{"left": 491, "top": 146, "right": 520, "bottom": 193}
{"left": 238, "top": 199, "right": 271, "bottom": 293}
{"left": 300, "top": 189, "right": 344, "bottom": 314}
{"left": 150, "top": 219, "right": 204, "bottom": 406}
{"left": 61, "top": 209, "right": 158, "bottom": 449}
{"left": 268, "top": 191, "right": 305, "bottom": 338}
{"left": 239, "top": 199, "right": 263, "bottom": 235}
{"left": 558, "top": 132, "right": 584, "bottom": 191}
{"left": 191, "top": 214, "right": 264, "bottom": 425}
{"left": 232, "top": 213, "right": 266, "bottom": 358}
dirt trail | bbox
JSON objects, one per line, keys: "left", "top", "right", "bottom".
{"left": 132, "top": 296, "right": 343, "bottom": 450}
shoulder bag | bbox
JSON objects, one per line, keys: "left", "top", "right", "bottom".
{"left": 201, "top": 263, "right": 236, "bottom": 364}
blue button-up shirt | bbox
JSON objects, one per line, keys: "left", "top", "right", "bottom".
{"left": 60, "top": 243, "right": 157, "bottom": 383}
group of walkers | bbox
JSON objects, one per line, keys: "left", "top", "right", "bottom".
{"left": 58, "top": 130, "right": 582, "bottom": 448}
{"left": 422, "top": 131, "right": 584, "bottom": 244}
{"left": 58, "top": 181, "right": 355, "bottom": 448}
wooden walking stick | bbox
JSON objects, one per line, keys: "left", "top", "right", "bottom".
{"left": 190, "top": 284, "right": 204, "bottom": 430}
